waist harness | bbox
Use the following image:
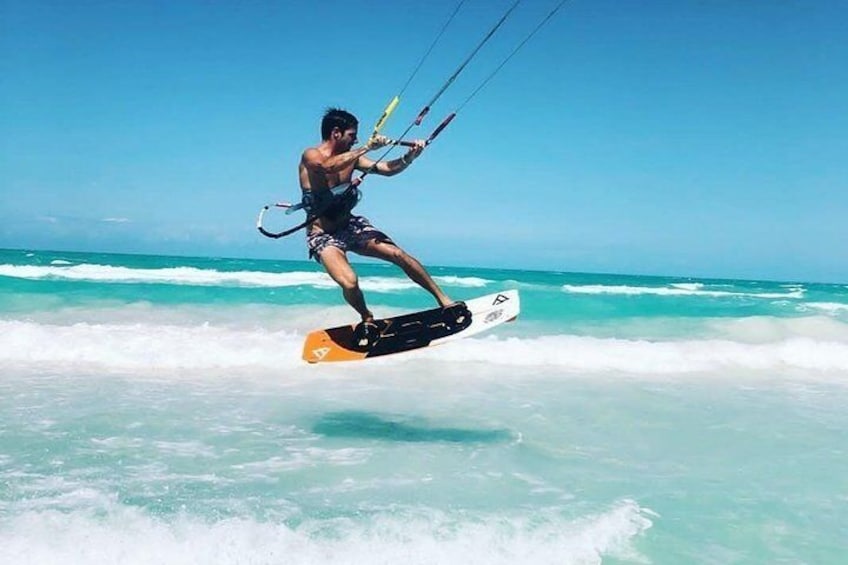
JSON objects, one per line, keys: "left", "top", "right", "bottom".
{"left": 303, "top": 184, "right": 361, "bottom": 222}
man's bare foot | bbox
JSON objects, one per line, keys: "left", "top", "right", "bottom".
{"left": 442, "top": 301, "right": 470, "bottom": 325}
{"left": 352, "top": 319, "right": 380, "bottom": 351}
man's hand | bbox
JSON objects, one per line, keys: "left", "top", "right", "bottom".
{"left": 404, "top": 139, "right": 426, "bottom": 163}
{"left": 365, "top": 135, "right": 391, "bottom": 151}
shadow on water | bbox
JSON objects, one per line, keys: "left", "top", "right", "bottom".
{"left": 312, "top": 411, "right": 514, "bottom": 444}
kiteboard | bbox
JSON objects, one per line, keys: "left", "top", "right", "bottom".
{"left": 302, "top": 289, "right": 520, "bottom": 363}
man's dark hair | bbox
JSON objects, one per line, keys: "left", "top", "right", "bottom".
{"left": 321, "top": 108, "right": 358, "bottom": 140}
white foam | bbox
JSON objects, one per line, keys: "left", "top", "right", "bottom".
{"left": 356, "top": 275, "right": 490, "bottom": 292}
{"left": 670, "top": 283, "right": 704, "bottom": 291}
{"left": 0, "top": 263, "right": 333, "bottom": 287}
{"left": 806, "top": 302, "right": 848, "bottom": 314}
{"left": 427, "top": 334, "right": 848, "bottom": 373}
{"left": 709, "top": 315, "right": 848, "bottom": 343}
{"left": 3, "top": 318, "right": 848, "bottom": 375}
{"left": 435, "top": 275, "right": 492, "bottom": 287}
{"left": 231, "top": 447, "right": 372, "bottom": 475}
{"left": 0, "top": 319, "right": 304, "bottom": 373}
{"left": 0, "top": 263, "right": 339, "bottom": 288}
{"left": 13, "top": 302, "right": 358, "bottom": 334}
{"left": 0, "top": 498, "right": 653, "bottom": 565}
{"left": 0, "top": 264, "right": 486, "bottom": 292}
{"left": 562, "top": 283, "right": 804, "bottom": 299}
{"left": 151, "top": 441, "right": 218, "bottom": 458}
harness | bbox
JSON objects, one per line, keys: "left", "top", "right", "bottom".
{"left": 255, "top": 181, "right": 362, "bottom": 239}
{"left": 303, "top": 184, "right": 362, "bottom": 222}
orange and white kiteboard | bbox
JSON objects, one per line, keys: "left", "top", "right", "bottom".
{"left": 302, "top": 290, "right": 520, "bottom": 363}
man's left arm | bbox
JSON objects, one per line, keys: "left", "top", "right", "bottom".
{"left": 356, "top": 140, "right": 425, "bottom": 177}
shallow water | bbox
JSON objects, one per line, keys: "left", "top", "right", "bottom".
{"left": 1, "top": 248, "right": 846, "bottom": 563}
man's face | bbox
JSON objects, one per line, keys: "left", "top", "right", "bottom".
{"left": 338, "top": 127, "right": 358, "bottom": 150}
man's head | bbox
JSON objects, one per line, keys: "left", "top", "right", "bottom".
{"left": 321, "top": 108, "right": 359, "bottom": 149}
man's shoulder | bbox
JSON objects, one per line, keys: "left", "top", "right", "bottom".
{"left": 303, "top": 145, "right": 330, "bottom": 159}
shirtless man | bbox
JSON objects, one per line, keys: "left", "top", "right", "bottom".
{"left": 299, "top": 108, "right": 464, "bottom": 347}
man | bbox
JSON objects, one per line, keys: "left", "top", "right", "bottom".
{"left": 299, "top": 108, "right": 465, "bottom": 348}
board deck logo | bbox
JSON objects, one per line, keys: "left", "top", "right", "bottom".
{"left": 485, "top": 309, "right": 504, "bottom": 324}
{"left": 492, "top": 294, "right": 509, "bottom": 305}
{"left": 311, "top": 347, "right": 331, "bottom": 361}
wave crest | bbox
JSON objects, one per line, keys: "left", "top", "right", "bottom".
{"left": 3, "top": 319, "right": 847, "bottom": 375}
{"left": 0, "top": 264, "right": 489, "bottom": 291}
{"left": 0, "top": 496, "right": 653, "bottom": 565}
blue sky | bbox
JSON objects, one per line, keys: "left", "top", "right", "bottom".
{"left": 2, "top": 0, "right": 846, "bottom": 282}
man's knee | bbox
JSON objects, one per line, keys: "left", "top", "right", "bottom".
{"left": 336, "top": 271, "right": 359, "bottom": 291}
{"left": 385, "top": 245, "right": 410, "bottom": 265}
{"left": 320, "top": 248, "right": 359, "bottom": 290}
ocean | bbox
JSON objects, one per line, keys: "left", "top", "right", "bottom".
{"left": 1, "top": 248, "right": 846, "bottom": 564}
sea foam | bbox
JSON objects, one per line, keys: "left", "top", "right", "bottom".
{"left": 562, "top": 283, "right": 804, "bottom": 299}
{"left": 3, "top": 319, "right": 848, "bottom": 375}
{"left": 0, "top": 496, "right": 653, "bottom": 565}
{"left": 0, "top": 264, "right": 489, "bottom": 291}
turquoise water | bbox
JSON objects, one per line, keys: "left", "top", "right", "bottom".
{"left": 1, "top": 248, "right": 847, "bottom": 563}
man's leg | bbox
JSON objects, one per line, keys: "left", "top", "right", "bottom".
{"left": 319, "top": 247, "right": 373, "bottom": 321}
{"left": 358, "top": 240, "right": 453, "bottom": 307}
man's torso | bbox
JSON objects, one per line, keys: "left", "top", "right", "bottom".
{"left": 299, "top": 148, "right": 361, "bottom": 233}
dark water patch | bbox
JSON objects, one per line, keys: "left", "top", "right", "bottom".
{"left": 312, "top": 411, "right": 513, "bottom": 444}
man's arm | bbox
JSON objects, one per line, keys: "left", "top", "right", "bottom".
{"left": 356, "top": 140, "right": 425, "bottom": 177}
{"left": 302, "top": 136, "right": 390, "bottom": 175}
{"left": 302, "top": 147, "right": 365, "bottom": 175}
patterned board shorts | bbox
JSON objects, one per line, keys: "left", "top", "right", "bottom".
{"left": 306, "top": 215, "right": 394, "bottom": 262}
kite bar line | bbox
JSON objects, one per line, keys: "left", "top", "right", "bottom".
{"left": 257, "top": 0, "right": 571, "bottom": 239}
{"left": 370, "top": 0, "right": 466, "bottom": 137}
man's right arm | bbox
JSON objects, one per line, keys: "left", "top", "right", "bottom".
{"left": 301, "top": 147, "right": 367, "bottom": 175}
{"left": 301, "top": 136, "right": 390, "bottom": 174}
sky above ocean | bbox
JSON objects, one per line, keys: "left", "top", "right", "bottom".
{"left": 1, "top": 0, "right": 846, "bottom": 282}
